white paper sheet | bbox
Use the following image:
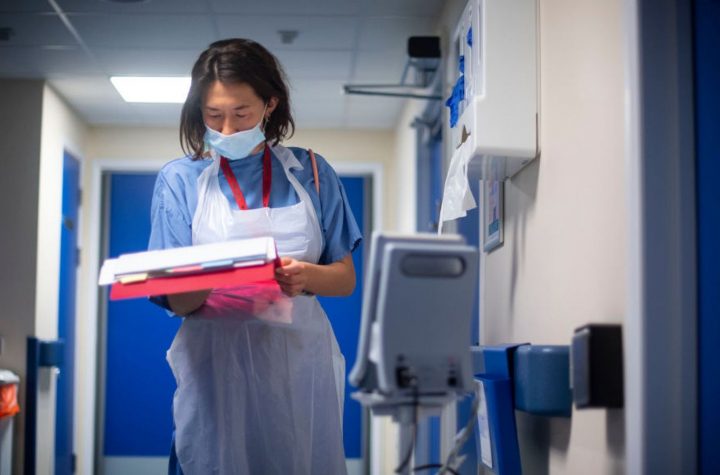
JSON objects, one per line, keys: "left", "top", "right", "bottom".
{"left": 98, "top": 237, "right": 275, "bottom": 285}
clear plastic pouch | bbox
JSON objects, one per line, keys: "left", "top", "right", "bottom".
{"left": 439, "top": 145, "right": 476, "bottom": 233}
{"left": 191, "top": 280, "right": 293, "bottom": 324}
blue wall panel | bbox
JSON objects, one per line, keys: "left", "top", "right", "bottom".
{"left": 694, "top": 1, "right": 720, "bottom": 473}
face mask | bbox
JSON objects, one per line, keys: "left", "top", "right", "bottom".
{"left": 204, "top": 106, "right": 267, "bottom": 160}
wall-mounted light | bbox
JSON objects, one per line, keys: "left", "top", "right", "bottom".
{"left": 110, "top": 76, "right": 190, "bottom": 103}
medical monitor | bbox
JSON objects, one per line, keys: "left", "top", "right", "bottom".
{"left": 350, "top": 232, "right": 478, "bottom": 399}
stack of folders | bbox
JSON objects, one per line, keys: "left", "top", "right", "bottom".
{"left": 98, "top": 236, "right": 280, "bottom": 300}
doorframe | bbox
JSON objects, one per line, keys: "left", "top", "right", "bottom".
{"left": 323, "top": 161, "right": 383, "bottom": 475}
{"left": 56, "top": 150, "right": 82, "bottom": 475}
{"left": 78, "top": 158, "right": 168, "bottom": 475}
{"left": 77, "top": 158, "right": 383, "bottom": 474}
{"left": 332, "top": 162, "right": 384, "bottom": 235}
{"left": 624, "top": 0, "right": 697, "bottom": 473}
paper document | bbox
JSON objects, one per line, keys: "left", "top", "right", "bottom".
{"left": 99, "top": 237, "right": 276, "bottom": 286}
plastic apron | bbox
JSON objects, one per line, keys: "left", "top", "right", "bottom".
{"left": 167, "top": 144, "right": 347, "bottom": 475}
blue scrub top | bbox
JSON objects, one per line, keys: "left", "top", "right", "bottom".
{"left": 148, "top": 146, "right": 362, "bottom": 264}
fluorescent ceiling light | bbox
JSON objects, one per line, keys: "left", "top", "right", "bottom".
{"left": 110, "top": 76, "right": 191, "bottom": 103}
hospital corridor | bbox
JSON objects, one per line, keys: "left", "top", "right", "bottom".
{"left": 0, "top": 0, "right": 717, "bottom": 474}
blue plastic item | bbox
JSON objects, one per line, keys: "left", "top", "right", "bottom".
{"left": 474, "top": 344, "right": 526, "bottom": 475}
{"left": 475, "top": 375, "right": 522, "bottom": 475}
{"left": 513, "top": 345, "right": 572, "bottom": 417}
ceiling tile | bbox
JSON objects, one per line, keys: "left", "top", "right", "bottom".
{"left": 56, "top": 0, "right": 211, "bottom": 14}
{"left": 0, "top": 46, "right": 102, "bottom": 76}
{"left": 345, "top": 94, "right": 403, "bottom": 128}
{"left": 350, "top": 49, "right": 407, "bottom": 83}
{"left": 277, "top": 50, "right": 353, "bottom": 81}
{"left": 93, "top": 48, "right": 198, "bottom": 75}
{"left": 50, "top": 76, "right": 121, "bottom": 104}
{"left": 357, "top": 16, "right": 436, "bottom": 51}
{"left": 290, "top": 79, "right": 347, "bottom": 100}
{"left": 0, "top": 0, "right": 54, "bottom": 13}
{"left": 209, "top": 0, "right": 361, "bottom": 16}
{"left": 364, "top": 0, "right": 445, "bottom": 17}
{"left": 130, "top": 102, "right": 184, "bottom": 125}
{"left": 0, "top": 47, "right": 36, "bottom": 76}
{"left": 293, "top": 103, "right": 346, "bottom": 129}
{"left": 70, "top": 13, "right": 217, "bottom": 49}
{"left": 82, "top": 105, "right": 163, "bottom": 126}
{"left": 29, "top": 48, "right": 103, "bottom": 76}
{"left": 215, "top": 15, "right": 358, "bottom": 51}
{"left": 0, "top": 0, "right": 441, "bottom": 130}
{"left": 0, "top": 13, "right": 77, "bottom": 46}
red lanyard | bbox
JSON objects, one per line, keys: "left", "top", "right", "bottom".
{"left": 219, "top": 145, "right": 272, "bottom": 210}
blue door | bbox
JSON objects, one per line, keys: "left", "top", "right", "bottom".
{"left": 694, "top": 1, "right": 719, "bottom": 473}
{"left": 318, "top": 175, "right": 367, "bottom": 470}
{"left": 55, "top": 151, "right": 80, "bottom": 474}
{"left": 102, "top": 172, "right": 180, "bottom": 473}
{"left": 101, "top": 170, "right": 368, "bottom": 473}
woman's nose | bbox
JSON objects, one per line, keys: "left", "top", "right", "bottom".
{"left": 221, "top": 120, "right": 235, "bottom": 135}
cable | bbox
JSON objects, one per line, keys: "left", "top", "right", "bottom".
{"left": 394, "top": 385, "right": 420, "bottom": 473}
{"left": 438, "top": 392, "right": 481, "bottom": 474}
{"left": 412, "top": 463, "right": 460, "bottom": 475}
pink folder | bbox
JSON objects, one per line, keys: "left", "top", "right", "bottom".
{"left": 109, "top": 261, "right": 277, "bottom": 300}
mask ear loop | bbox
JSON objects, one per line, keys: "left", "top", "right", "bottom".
{"left": 261, "top": 104, "right": 270, "bottom": 132}
{"left": 202, "top": 139, "right": 212, "bottom": 158}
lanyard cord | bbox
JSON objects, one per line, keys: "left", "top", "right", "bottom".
{"left": 219, "top": 144, "right": 272, "bottom": 210}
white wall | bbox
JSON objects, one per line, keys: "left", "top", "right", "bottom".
{"left": 35, "top": 84, "right": 88, "bottom": 475}
{"left": 0, "top": 79, "right": 88, "bottom": 475}
{"left": 480, "top": 0, "right": 626, "bottom": 473}
{"left": 391, "top": 101, "right": 424, "bottom": 233}
{"left": 384, "top": 0, "right": 628, "bottom": 473}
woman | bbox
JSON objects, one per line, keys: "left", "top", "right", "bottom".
{"left": 148, "top": 38, "right": 361, "bottom": 475}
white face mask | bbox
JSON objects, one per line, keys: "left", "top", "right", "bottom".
{"left": 204, "top": 105, "right": 267, "bottom": 160}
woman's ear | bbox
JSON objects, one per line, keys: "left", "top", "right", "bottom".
{"left": 266, "top": 97, "right": 279, "bottom": 117}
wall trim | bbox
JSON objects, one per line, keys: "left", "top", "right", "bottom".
{"left": 332, "top": 161, "right": 384, "bottom": 235}
{"left": 624, "top": 0, "right": 697, "bottom": 473}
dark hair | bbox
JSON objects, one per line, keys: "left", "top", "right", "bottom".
{"left": 180, "top": 38, "right": 295, "bottom": 159}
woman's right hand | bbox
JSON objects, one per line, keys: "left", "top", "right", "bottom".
{"left": 168, "top": 289, "right": 212, "bottom": 316}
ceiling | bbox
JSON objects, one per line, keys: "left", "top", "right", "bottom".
{"left": 0, "top": 0, "right": 445, "bottom": 128}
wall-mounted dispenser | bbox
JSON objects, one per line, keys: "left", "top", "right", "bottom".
{"left": 447, "top": 0, "right": 538, "bottom": 180}
{"left": 439, "top": 0, "right": 538, "bottom": 229}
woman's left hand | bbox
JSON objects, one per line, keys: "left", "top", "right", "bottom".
{"left": 275, "top": 257, "right": 309, "bottom": 297}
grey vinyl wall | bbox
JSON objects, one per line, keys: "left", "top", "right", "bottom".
{"left": 0, "top": 79, "right": 44, "bottom": 475}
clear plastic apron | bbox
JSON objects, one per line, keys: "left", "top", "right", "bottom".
{"left": 167, "top": 144, "right": 347, "bottom": 475}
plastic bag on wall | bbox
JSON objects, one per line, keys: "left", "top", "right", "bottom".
{"left": 438, "top": 145, "right": 476, "bottom": 233}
